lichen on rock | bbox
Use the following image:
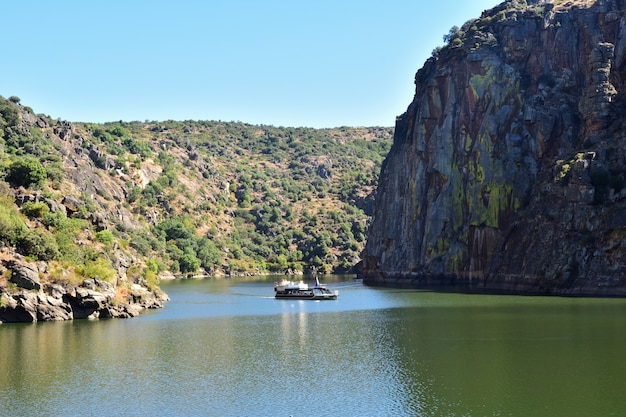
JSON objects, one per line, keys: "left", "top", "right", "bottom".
{"left": 362, "top": 0, "right": 626, "bottom": 296}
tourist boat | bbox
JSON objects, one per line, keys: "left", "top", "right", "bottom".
{"left": 274, "top": 277, "right": 338, "bottom": 300}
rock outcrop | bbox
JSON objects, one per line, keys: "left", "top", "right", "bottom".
{"left": 361, "top": 0, "right": 626, "bottom": 296}
{"left": 0, "top": 259, "right": 169, "bottom": 323}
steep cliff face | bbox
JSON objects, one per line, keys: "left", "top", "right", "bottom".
{"left": 362, "top": 0, "right": 626, "bottom": 295}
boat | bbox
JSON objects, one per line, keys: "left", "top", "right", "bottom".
{"left": 274, "top": 277, "right": 338, "bottom": 300}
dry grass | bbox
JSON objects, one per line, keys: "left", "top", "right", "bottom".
{"left": 552, "top": 0, "right": 595, "bottom": 11}
{"left": 112, "top": 285, "right": 131, "bottom": 306}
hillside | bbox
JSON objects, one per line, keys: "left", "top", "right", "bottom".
{"left": 362, "top": 0, "right": 626, "bottom": 296}
{"left": 0, "top": 95, "right": 391, "bottom": 321}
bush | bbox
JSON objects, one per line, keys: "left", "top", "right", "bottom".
{"left": 16, "top": 229, "right": 60, "bottom": 261}
{"left": 45, "top": 163, "right": 64, "bottom": 188}
{"left": 0, "top": 100, "right": 19, "bottom": 127}
{"left": 146, "top": 258, "right": 166, "bottom": 274}
{"left": 43, "top": 212, "right": 89, "bottom": 232}
{"left": 21, "top": 201, "right": 50, "bottom": 219}
{"left": 179, "top": 253, "right": 200, "bottom": 274}
{"left": 443, "top": 25, "right": 460, "bottom": 44}
{"left": 76, "top": 257, "right": 117, "bottom": 283}
{"left": 6, "top": 157, "right": 47, "bottom": 189}
{"left": 54, "top": 230, "right": 84, "bottom": 263}
{"left": 129, "top": 234, "right": 151, "bottom": 256}
{"left": 196, "top": 237, "right": 221, "bottom": 268}
{"left": 95, "top": 230, "right": 115, "bottom": 247}
{"left": 144, "top": 268, "right": 158, "bottom": 291}
{"left": 157, "top": 218, "right": 195, "bottom": 241}
{"left": 123, "top": 137, "right": 152, "bottom": 157}
{"left": 0, "top": 205, "right": 27, "bottom": 245}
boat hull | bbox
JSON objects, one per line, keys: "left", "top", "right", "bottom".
{"left": 273, "top": 279, "right": 338, "bottom": 300}
{"left": 274, "top": 291, "right": 338, "bottom": 300}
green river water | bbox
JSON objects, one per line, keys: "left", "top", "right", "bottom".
{"left": 1, "top": 276, "right": 625, "bottom": 416}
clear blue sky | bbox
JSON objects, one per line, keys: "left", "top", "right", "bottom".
{"left": 4, "top": 0, "right": 498, "bottom": 128}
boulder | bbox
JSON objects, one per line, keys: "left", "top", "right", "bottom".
{"left": 44, "top": 198, "right": 67, "bottom": 215}
{"left": 13, "top": 191, "right": 41, "bottom": 207}
{"left": 89, "top": 148, "right": 116, "bottom": 170}
{"left": 111, "top": 250, "right": 133, "bottom": 270}
{"left": 35, "top": 293, "right": 72, "bottom": 321}
{"left": 0, "top": 293, "right": 37, "bottom": 322}
{"left": 68, "top": 278, "right": 117, "bottom": 319}
{"left": 91, "top": 212, "right": 107, "bottom": 231}
{"left": 62, "top": 195, "right": 85, "bottom": 214}
{"left": 8, "top": 260, "right": 41, "bottom": 291}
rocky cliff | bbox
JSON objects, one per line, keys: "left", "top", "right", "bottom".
{"left": 362, "top": 0, "right": 626, "bottom": 296}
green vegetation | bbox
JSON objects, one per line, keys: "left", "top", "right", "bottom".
{"left": 117, "top": 120, "right": 392, "bottom": 275}
{"left": 0, "top": 95, "right": 392, "bottom": 284}
{"left": 433, "top": 0, "right": 556, "bottom": 58}
{"left": 6, "top": 156, "right": 47, "bottom": 189}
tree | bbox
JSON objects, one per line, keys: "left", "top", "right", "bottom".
{"left": 443, "top": 25, "right": 460, "bottom": 44}
{"left": 6, "top": 157, "right": 47, "bottom": 189}
{"left": 196, "top": 237, "right": 221, "bottom": 268}
{"left": 179, "top": 253, "right": 200, "bottom": 274}
{"left": 157, "top": 218, "right": 194, "bottom": 241}
{"left": 0, "top": 100, "right": 19, "bottom": 127}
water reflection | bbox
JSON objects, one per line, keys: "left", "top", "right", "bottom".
{"left": 385, "top": 298, "right": 626, "bottom": 416}
{"left": 3, "top": 278, "right": 626, "bottom": 416}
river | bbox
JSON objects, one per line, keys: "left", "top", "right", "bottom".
{"left": 2, "top": 275, "right": 626, "bottom": 416}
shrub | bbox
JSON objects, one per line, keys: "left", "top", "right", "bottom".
{"left": 157, "top": 218, "right": 195, "bottom": 241}
{"left": 54, "top": 230, "right": 84, "bottom": 263}
{"left": 21, "top": 201, "right": 50, "bottom": 219}
{"left": 123, "top": 137, "right": 152, "bottom": 157}
{"left": 196, "top": 237, "right": 221, "bottom": 268}
{"left": 146, "top": 258, "right": 166, "bottom": 274}
{"left": 144, "top": 268, "right": 158, "bottom": 291}
{"left": 443, "top": 26, "right": 458, "bottom": 43}
{"left": 179, "top": 253, "right": 200, "bottom": 274}
{"left": 95, "top": 230, "right": 115, "bottom": 247}
{"left": 0, "top": 203, "right": 27, "bottom": 246}
{"left": 45, "top": 163, "right": 64, "bottom": 188}
{"left": 6, "top": 157, "right": 47, "bottom": 189}
{"left": 0, "top": 100, "right": 19, "bottom": 127}
{"left": 554, "top": 162, "right": 571, "bottom": 185}
{"left": 76, "top": 257, "right": 117, "bottom": 284}
{"left": 129, "top": 234, "right": 151, "bottom": 256}
{"left": 43, "top": 212, "right": 89, "bottom": 232}
{"left": 16, "top": 229, "right": 59, "bottom": 261}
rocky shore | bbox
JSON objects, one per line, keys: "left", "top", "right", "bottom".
{"left": 0, "top": 257, "right": 169, "bottom": 323}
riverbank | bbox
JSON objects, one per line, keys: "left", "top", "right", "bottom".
{"left": 0, "top": 257, "right": 169, "bottom": 323}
